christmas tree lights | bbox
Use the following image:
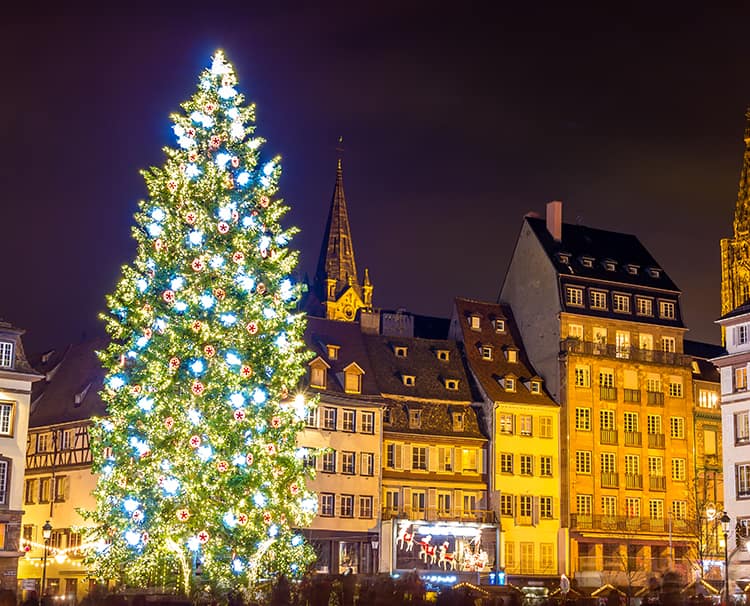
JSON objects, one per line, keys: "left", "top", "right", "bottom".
{"left": 85, "top": 50, "right": 316, "bottom": 597}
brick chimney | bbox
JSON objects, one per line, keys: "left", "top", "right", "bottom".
{"left": 546, "top": 200, "right": 563, "bottom": 241}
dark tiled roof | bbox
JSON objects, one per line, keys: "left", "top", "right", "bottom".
{"left": 363, "top": 335, "right": 473, "bottom": 402}
{"left": 305, "top": 316, "right": 381, "bottom": 397}
{"left": 29, "top": 338, "right": 108, "bottom": 427}
{"left": 718, "top": 300, "right": 750, "bottom": 321}
{"left": 684, "top": 339, "right": 725, "bottom": 360}
{"left": 453, "top": 298, "right": 557, "bottom": 406}
{"left": 525, "top": 216, "right": 680, "bottom": 292}
{"left": 383, "top": 401, "right": 485, "bottom": 440}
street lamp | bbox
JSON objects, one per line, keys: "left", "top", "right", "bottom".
{"left": 721, "top": 511, "right": 731, "bottom": 606}
{"left": 40, "top": 520, "right": 52, "bottom": 606}
{"left": 370, "top": 536, "right": 379, "bottom": 574}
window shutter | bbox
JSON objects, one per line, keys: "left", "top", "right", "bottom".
{"left": 479, "top": 449, "right": 485, "bottom": 473}
{"left": 455, "top": 450, "right": 463, "bottom": 473}
{"left": 396, "top": 444, "right": 404, "bottom": 470}
{"left": 428, "top": 488, "right": 437, "bottom": 514}
{"left": 513, "top": 495, "right": 518, "bottom": 523}
{"left": 438, "top": 447, "right": 445, "bottom": 471}
{"left": 532, "top": 496, "right": 540, "bottom": 526}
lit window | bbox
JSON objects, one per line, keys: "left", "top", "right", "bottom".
{"left": 321, "top": 493, "right": 335, "bottom": 517}
{"left": 0, "top": 404, "right": 13, "bottom": 436}
{"left": 574, "top": 365, "right": 591, "bottom": 388}
{"left": 575, "top": 407, "right": 591, "bottom": 431}
{"left": 436, "top": 350, "right": 450, "bottom": 361}
{"left": 539, "top": 416, "right": 552, "bottom": 438}
{"left": 326, "top": 345, "right": 340, "bottom": 360}
{"left": 736, "top": 367, "right": 748, "bottom": 391}
{"left": 566, "top": 287, "right": 584, "bottom": 306}
{"left": 322, "top": 408, "right": 336, "bottom": 430}
{"left": 661, "top": 336, "right": 676, "bottom": 353}
{"left": 0, "top": 342, "right": 12, "bottom": 369}
{"left": 671, "top": 458, "right": 686, "bottom": 481}
{"left": 590, "top": 290, "right": 607, "bottom": 310}
{"left": 668, "top": 380, "right": 683, "bottom": 398}
{"left": 409, "top": 409, "right": 421, "bottom": 429}
{"left": 481, "top": 346, "right": 493, "bottom": 360}
{"left": 736, "top": 325, "right": 750, "bottom": 346}
{"left": 580, "top": 257, "right": 594, "bottom": 268}
{"left": 575, "top": 451, "right": 592, "bottom": 474}
{"left": 613, "top": 294, "right": 631, "bottom": 313}
{"left": 530, "top": 380, "right": 541, "bottom": 394}
{"left": 494, "top": 319, "right": 506, "bottom": 332}
{"left": 469, "top": 315, "right": 481, "bottom": 330}
{"left": 394, "top": 346, "right": 408, "bottom": 358}
{"left": 736, "top": 411, "right": 750, "bottom": 443}
{"left": 341, "top": 451, "right": 355, "bottom": 474}
{"left": 568, "top": 324, "right": 583, "bottom": 339}
{"left": 636, "top": 297, "right": 653, "bottom": 316}
{"left": 361, "top": 411, "right": 374, "bottom": 434}
{"left": 359, "top": 496, "right": 373, "bottom": 518}
{"left": 672, "top": 501, "right": 686, "bottom": 520}
{"left": 342, "top": 409, "right": 356, "bottom": 432}
{"left": 499, "top": 414, "right": 514, "bottom": 434}
{"left": 519, "top": 415, "right": 532, "bottom": 436}
{"left": 698, "top": 389, "right": 717, "bottom": 409}
{"left": 445, "top": 379, "right": 459, "bottom": 391}
{"left": 412, "top": 446, "right": 427, "bottom": 470}
{"left": 506, "top": 349, "right": 518, "bottom": 363}
{"left": 601, "top": 452, "right": 616, "bottom": 473}
{"left": 659, "top": 301, "right": 676, "bottom": 320}
{"left": 505, "top": 377, "right": 515, "bottom": 392}
{"left": 577, "top": 494, "right": 593, "bottom": 515}
{"left": 403, "top": 375, "right": 415, "bottom": 387}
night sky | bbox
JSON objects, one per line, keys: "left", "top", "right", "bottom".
{"left": 3, "top": 4, "right": 750, "bottom": 353}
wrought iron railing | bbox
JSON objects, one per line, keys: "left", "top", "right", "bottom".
{"left": 561, "top": 339, "right": 692, "bottom": 367}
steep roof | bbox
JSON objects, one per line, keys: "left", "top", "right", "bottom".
{"left": 305, "top": 316, "right": 381, "bottom": 398}
{"left": 684, "top": 339, "right": 723, "bottom": 383}
{"left": 525, "top": 216, "right": 680, "bottom": 292}
{"left": 29, "top": 338, "right": 108, "bottom": 427}
{"left": 453, "top": 297, "right": 557, "bottom": 406}
{"left": 383, "top": 400, "right": 486, "bottom": 440}
{"left": 363, "top": 334, "right": 474, "bottom": 402}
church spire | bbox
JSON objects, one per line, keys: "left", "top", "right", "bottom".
{"left": 734, "top": 108, "right": 750, "bottom": 236}
{"left": 310, "top": 141, "right": 374, "bottom": 321}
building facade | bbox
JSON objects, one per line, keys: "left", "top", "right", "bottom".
{"left": 450, "top": 298, "right": 561, "bottom": 585}
{"left": 0, "top": 321, "right": 41, "bottom": 591}
{"left": 501, "top": 203, "right": 700, "bottom": 589}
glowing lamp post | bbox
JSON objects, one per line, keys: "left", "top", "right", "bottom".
{"left": 721, "top": 511, "right": 731, "bottom": 606}
{"left": 40, "top": 520, "right": 52, "bottom": 606}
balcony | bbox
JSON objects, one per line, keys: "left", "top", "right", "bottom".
{"left": 649, "top": 475, "right": 667, "bottom": 491}
{"left": 381, "top": 507, "right": 497, "bottom": 524}
{"left": 601, "top": 471, "right": 619, "bottom": 488}
{"left": 648, "top": 433, "right": 666, "bottom": 449}
{"left": 624, "top": 388, "right": 641, "bottom": 403}
{"left": 570, "top": 514, "right": 688, "bottom": 534}
{"left": 625, "top": 473, "right": 643, "bottom": 489}
{"left": 600, "top": 429, "right": 618, "bottom": 445}
{"left": 625, "top": 431, "right": 642, "bottom": 447}
{"left": 647, "top": 391, "right": 664, "bottom": 406}
{"left": 561, "top": 339, "right": 692, "bottom": 367}
{"left": 600, "top": 386, "right": 617, "bottom": 401}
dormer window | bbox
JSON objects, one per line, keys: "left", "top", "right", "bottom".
{"left": 468, "top": 315, "right": 481, "bottom": 330}
{"left": 445, "top": 379, "right": 460, "bottom": 391}
{"left": 494, "top": 319, "right": 506, "bottom": 333}
{"left": 309, "top": 357, "right": 331, "bottom": 389}
{"left": 343, "top": 363, "right": 364, "bottom": 394}
{"left": 735, "top": 324, "right": 750, "bottom": 346}
{"left": 505, "top": 349, "right": 518, "bottom": 363}
{"left": 691, "top": 361, "right": 700, "bottom": 374}
{"left": 530, "top": 380, "right": 542, "bottom": 394}
{"left": 403, "top": 374, "right": 416, "bottom": 387}
{"left": 480, "top": 346, "right": 493, "bottom": 361}
{"left": 0, "top": 342, "right": 13, "bottom": 369}
{"left": 452, "top": 412, "right": 465, "bottom": 431}
{"left": 394, "top": 346, "right": 408, "bottom": 358}
{"left": 646, "top": 267, "right": 661, "bottom": 278}
{"left": 326, "top": 345, "right": 340, "bottom": 360}
{"left": 602, "top": 259, "right": 617, "bottom": 271}
{"left": 625, "top": 264, "right": 639, "bottom": 275}
{"left": 504, "top": 377, "right": 516, "bottom": 392}
{"left": 580, "top": 256, "right": 594, "bottom": 268}
{"left": 557, "top": 252, "right": 571, "bottom": 264}
{"left": 436, "top": 350, "right": 450, "bottom": 361}
{"left": 409, "top": 409, "right": 422, "bottom": 429}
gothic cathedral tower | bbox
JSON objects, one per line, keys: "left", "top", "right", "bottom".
{"left": 721, "top": 110, "right": 750, "bottom": 323}
{"left": 309, "top": 157, "right": 373, "bottom": 321}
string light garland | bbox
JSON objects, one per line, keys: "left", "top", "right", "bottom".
{"left": 82, "top": 50, "right": 317, "bottom": 598}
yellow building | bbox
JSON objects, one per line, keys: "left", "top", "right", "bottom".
{"left": 501, "top": 202, "right": 700, "bottom": 590}
{"left": 450, "top": 298, "right": 561, "bottom": 585}
{"left": 17, "top": 340, "right": 105, "bottom": 603}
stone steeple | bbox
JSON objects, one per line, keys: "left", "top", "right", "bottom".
{"left": 311, "top": 154, "right": 373, "bottom": 321}
{"left": 721, "top": 110, "right": 750, "bottom": 325}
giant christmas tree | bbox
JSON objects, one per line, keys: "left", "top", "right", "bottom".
{"left": 86, "top": 51, "right": 316, "bottom": 596}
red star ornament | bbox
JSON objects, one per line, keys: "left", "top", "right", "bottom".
{"left": 191, "top": 258, "right": 205, "bottom": 272}
{"left": 232, "top": 251, "right": 245, "bottom": 263}
{"left": 237, "top": 513, "right": 248, "bottom": 525}
{"left": 203, "top": 344, "right": 216, "bottom": 357}
{"left": 177, "top": 509, "right": 190, "bottom": 522}
{"left": 233, "top": 409, "right": 246, "bottom": 422}
{"left": 189, "top": 435, "right": 201, "bottom": 448}
{"left": 259, "top": 196, "right": 270, "bottom": 208}
{"left": 266, "top": 443, "right": 277, "bottom": 456}
{"left": 185, "top": 211, "right": 197, "bottom": 224}
{"left": 270, "top": 416, "right": 281, "bottom": 428}
{"left": 164, "top": 416, "right": 175, "bottom": 430}
{"left": 246, "top": 453, "right": 254, "bottom": 465}
{"left": 191, "top": 380, "right": 205, "bottom": 396}
{"left": 240, "top": 365, "right": 253, "bottom": 378}
{"left": 217, "top": 460, "right": 229, "bottom": 473}
{"left": 162, "top": 290, "right": 175, "bottom": 304}
{"left": 246, "top": 321, "right": 259, "bottom": 335}
{"left": 169, "top": 357, "right": 180, "bottom": 370}
{"left": 217, "top": 221, "right": 230, "bottom": 234}
{"left": 198, "top": 531, "right": 210, "bottom": 544}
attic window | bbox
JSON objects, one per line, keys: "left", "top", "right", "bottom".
{"left": 691, "top": 361, "right": 700, "bottom": 374}
{"left": 445, "top": 379, "right": 460, "bottom": 391}
{"left": 0, "top": 342, "right": 13, "bottom": 369}
{"left": 74, "top": 383, "right": 92, "bottom": 407}
{"left": 326, "top": 345, "right": 340, "bottom": 360}
{"left": 343, "top": 363, "right": 364, "bottom": 394}
{"left": 494, "top": 319, "right": 506, "bottom": 333}
{"left": 403, "top": 375, "right": 416, "bottom": 387}
{"left": 409, "top": 409, "right": 422, "bottom": 429}
{"left": 480, "top": 346, "right": 493, "bottom": 361}
{"left": 530, "top": 380, "right": 542, "bottom": 394}
{"left": 557, "top": 252, "right": 571, "bottom": 264}
{"left": 646, "top": 267, "right": 661, "bottom": 278}
{"left": 394, "top": 346, "right": 408, "bottom": 358}
{"left": 505, "top": 349, "right": 518, "bottom": 363}
{"left": 436, "top": 350, "right": 450, "bottom": 361}
{"left": 505, "top": 377, "right": 516, "bottom": 392}
{"left": 603, "top": 260, "right": 616, "bottom": 271}
{"left": 468, "top": 315, "right": 481, "bottom": 330}
{"left": 452, "top": 412, "right": 465, "bottom": 431}
{"left": 580, "top": 256, "right": 594, "bottom": 268}
{"left": 625, "top": 264, "right": 639, "bottom": 275}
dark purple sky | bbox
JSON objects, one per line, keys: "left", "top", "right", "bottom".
{"left": 3, "top": 4, "right": 750, "bottom": 353}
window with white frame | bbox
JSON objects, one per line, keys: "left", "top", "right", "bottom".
{"left": 361, "top": 411, "right": 374, "bottom": 434}
{"left": 575, "top": 365, "right": 591, "bottom": 387}
{"left": 600, "top": 369, "right": 615, "bottom": 388}
{"left": 647, "top": 414, "right": 662, "bottom": 434}
{"left": 590, "top": 290, "right": 607, "bottom": 310}
{"left": 539, "top": 416, "right": 552, "bottom": 438}
{"left": 626, "top": 497, "right": 640, "bottom": 517}
{"left": 0, "top": 342, "right": 12, "bottom": 369}
{"left": 494, "top": 319, "right": 506, "bottom": 332}
{"left": 437, "top": 492, "right": 451, "bottom": 514}
{"left": 649, "top": 499, "right": 664, "bottom": 519}
{"left": 0, "top": 404, "right": 12, "bottom": 436}
{"left": 600, "top": 409, "right": 616, "bottom": 431}
{"left": 566, "top": 286, "right": 584, "bottom": 306}
{"left": 659, "top": 301, "right": 676, "bottom": 320}
{"left": 624, "top": 412, "right": 639, "bottom": 433}
{"left": 412, "top": 446, "right": 427, "bottom": 470}
{"left": 540, "top": 497, "right": 553, "bottom": 519}
{"left": 361, "top": 452, "right": 374, "bottom": 476}
{"left": 505, "top": 377, "right": 516, "bottom": 392}
{"left": 384, "top": 490, "right": 399, "bottom": 512}
{"left": 625, "top": 454, "right": 640, "bottom": 475}
{"left": 736, "top": 411, "right": 750, "bottom": 443}
{"left": 341, "top": 451, "right": 355, "bottom": 474}
{"left": 520, "top": 454, "right": 533, "bottom": 475}
{"left": 737, "top": 463, "right": 750, "bottom": 498}
{"left": 668, "top": 379, "right": 683, "bottom": 398}
{"left": 736, "top": 324, "right": 750, "bottom": 346}
{"left": 699, "top": 389, "right": 718, "bottom": 409}
{"left": 648, "top": 456, "right": 663, "bottom": 476}
{"left": 359, "top": 496, "right": 373, "bottom": 518}
{"left": 500, "top": 493, "right": 513, "bottom": 516}
{"left": 613, "top": 294, "right": 631, "bottom": 313}
{"left": 386, "top": 443, "right": 402, "bottom": 468}
{"left": 602, "top": 495, "right": 617, "bottom": 517}
{"left": 737, "top": 367, "right": 748, "bottom": 391}
{"left": 322, "top": 451, "right": 336, "bottom": 473}
{"left": 660, "top": 337, "right": 676, "bottom": 353}
{"left": 575, "top": 450, "right": 592, "bottom": 474}
{"left": 671, "top": 458, "right": 686, "bottom": 481}
{"left": 500, "top": 453, "right": 513, "bottom": 473}
{"left": 342, "top": 409, "right": 356, "bottom": 432}
{"left": 601, "top": 452, "right": 616, "bottom": 473}
{"left": 568, "top": 324, "right": 584, "bottom": 339}
{"left": 469, "top": 315, "right": 481, "bottom": 330}
{"left": 519, "top": 415, "right": 532, "bottom": 436}
{"left": 305, "top": 408, "right": 317, "bottom": 428}
{"left": 322, "top": 408, "right": 336, "bottom": 430}
{"left": 519, "top": 495, "right": 532, "bottom": 519}
{"left": 576, "top": 494, "right": 593, "bottom": 516}
{"left": 672, "top": 500, "right": 686, "bottom": 520}
{"left": 576, "top": 407, "right": 591, "bottom": 431}
{"left": 636, "top": 297, "right": 653, "bottom": 316}
{"left": 340, "top": 494, "right": 354, "bottom": 517}
{"left": 321, "top": 493, "right": 335, "bottom": 516}
{"left": 540, "top": 455, "right": 552, "bottom": 476}
{"left": 499, "top": 413, "right": 514, "bottom": 434}
{"left": 670, "top": 417, "right": 685, "bottom": 439}
{"left": 412, "top": 491, "right": 426, "bottom": 513}
{"left": 480, "top": 345, "right": 493, "bottom": 360}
